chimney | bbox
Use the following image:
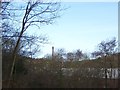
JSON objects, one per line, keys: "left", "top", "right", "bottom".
{"left": 52, "top": 46, "right": 54, "bottom": 60}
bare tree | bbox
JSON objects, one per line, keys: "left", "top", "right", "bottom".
{"left": 1, "top": 0, "right": 63, "bottom": 88}
{"left": 55, "top": 48, "right": 66, "bottom": 60}
{"left": 66, "top": 50, "right": 85, "bottom": 61}
{"left": 98, "top": 37, "right": 116, "bottom": 56}
{"left": 92, "top": 37, "right": 117, "bottom": 88}
{"left": 67, "top": 52, "right": 74, "bottom": 61}
{"left": 75, "top": 49, "right": 83, "bottom": 61}
{"left": 91, "top": 51, "right": 103, "bottom": 59}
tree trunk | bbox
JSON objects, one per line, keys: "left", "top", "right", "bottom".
{"left": 105, "top": 56, "right": 107, "bottom": 88}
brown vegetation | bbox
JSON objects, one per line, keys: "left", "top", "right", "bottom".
{"left": 2, "top": 52, "right": 119, "bottom": 88}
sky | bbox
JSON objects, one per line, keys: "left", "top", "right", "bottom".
{"left": 32, "top": 2, "right": 118, "bottom": 58}
{"left": 3, "top": 1, "right": 118, "bottom": 58}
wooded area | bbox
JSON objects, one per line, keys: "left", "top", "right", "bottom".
{"left": 2, "top": 51, "right": 119, "bottom": 88}
{"left": 1, "top": 0, "right": 120, "bottom": 88}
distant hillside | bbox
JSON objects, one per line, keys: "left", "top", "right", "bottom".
{"left": 2, "top": 52, "right": 120, "bottom": 88}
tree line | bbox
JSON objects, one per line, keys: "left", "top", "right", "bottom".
{"left": 44, "top": 37, "right": 118, "bottom": 62}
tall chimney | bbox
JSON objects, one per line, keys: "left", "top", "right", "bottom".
{"left": 52, "top": 46, "right": 54, "bottom": 60}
